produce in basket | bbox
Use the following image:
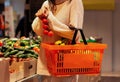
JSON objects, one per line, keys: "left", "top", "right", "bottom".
{"left": 80, "top": 36, "right": 96, "bottom": 43}
{"left": 54, "top": 39, "right": 71, "bottom": 45}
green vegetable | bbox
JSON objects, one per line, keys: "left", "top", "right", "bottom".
{"left": 4, "top": 52, "right": 10, "bottom": 57}
{"left": 8, "top": 50, "right": 19, "bottom": 55}
{"left": 17, "top": 54, "right": 27, "bottom": 58}
{"left": 14, "top": 47, "right": 25, "bottom": 51}
{"left": 30, "top": 44, "right": 39, "bottom": 48}
{"left": 15, "top": 51, "right": 24, "bottom": 57}
{"left": 4, "top": 47, "right": 13, "bottom": 54}
{"left": 27, "top": 53, "right": 38, "bottom": 59}
{"left": 20, "top": 40, "right": 29, "bottom": 46}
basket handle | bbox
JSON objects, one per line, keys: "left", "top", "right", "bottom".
{"left": 71, "top": 28, "right": 87, "bottom": 45}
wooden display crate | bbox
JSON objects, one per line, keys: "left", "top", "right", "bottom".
{"left": 9, "top": 59, "right": 37, "bottom": 82}
{"left": 0, "top": 58, "right": 10, "bottom": 82}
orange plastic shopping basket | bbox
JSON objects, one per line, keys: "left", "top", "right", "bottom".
{"left": 41, "top": 29, "right": 107, "bottom": 76}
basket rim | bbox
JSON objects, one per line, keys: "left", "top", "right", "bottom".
{"left": 41, "top": 43, "right": 107, "bottom": 50}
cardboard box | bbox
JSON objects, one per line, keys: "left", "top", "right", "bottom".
{"left": 24, "top": 59, "right": 37, "bottom": 77}
{"left": 10, "top": 59, "right": 37, "bottom": 82}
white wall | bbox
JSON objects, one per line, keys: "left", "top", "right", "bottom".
{"left": 112, "top": 0, "right": 120, "bottom": 72}
{"left": 84, "top": 0, "right": 120, "bottom": 73}
{"left": 83, "top": 11, "right": 113, "bottom": 72}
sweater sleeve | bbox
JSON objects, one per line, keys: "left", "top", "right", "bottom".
{"left": 32, "top": 1, "right": 48, "bottom": 36}
{"left": 48, "top": 12, "right": 74, "bottom": 40}
{"left": 47, "top": 0, "right": 84, "bottom": 40}
{"left": 32, "top": 17, "right": 43, "bottom": 36}
{"left": 69, "top": 0, "right": 84, "bottom": 29}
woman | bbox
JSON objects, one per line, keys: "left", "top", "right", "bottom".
{"left": 32, "top": 0, "right": 84, "bottom": 81}
{"left": 32, "top": 0, "right": 84, "bottom": 42}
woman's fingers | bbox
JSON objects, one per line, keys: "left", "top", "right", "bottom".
{"left": 43, "top": 7, "right": 49, "bottom": 17}
{"left": 35, "top": 9, "right": 42, "bottom": 16}
{"left": 35, "top": 6, "right": 49, "bottom": 18}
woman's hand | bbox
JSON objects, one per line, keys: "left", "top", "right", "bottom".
{"left": 35, "top": 6, "right": 49, "bottom": 19}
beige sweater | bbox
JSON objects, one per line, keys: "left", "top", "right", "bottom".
{"left": 32, "top": 0, "right": 84, "bottom": 75}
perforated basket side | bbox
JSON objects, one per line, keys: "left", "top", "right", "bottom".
{"left": 44, "top": 47, "right": 105, "bottom": 76}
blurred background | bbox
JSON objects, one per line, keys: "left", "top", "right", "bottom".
{"left": 0, "top": 0, "right": 120, "bottom": 76}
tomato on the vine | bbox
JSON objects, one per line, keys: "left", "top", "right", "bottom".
{"left": 42, "top": 19, "right": 48, "bottom": 24}
{"left": 42, "top": 24, "right": 49, "bottom": 29}
{"left": 43, "top": 30, "right": 49, "bottom": 35}
{"left": 48, "top": 31, "right": 54, "bottom": 36}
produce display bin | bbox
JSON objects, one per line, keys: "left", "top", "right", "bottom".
{"left": 0, "top": 58, "right": 10, "bottom": 82}
{"left": 10, "top": 59, "right": 37, "bottom": 82}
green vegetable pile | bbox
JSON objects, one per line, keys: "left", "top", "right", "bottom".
{"left": 0, "top": 36, "right": 41, "bottom": 59}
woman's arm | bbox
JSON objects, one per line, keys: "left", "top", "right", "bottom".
{"left": 32, "top": 1, "right": 49, "bottom": 36}
{"left": 48, "top": 11, "right": 74, "bottom": 40}
{"left": 69, "top": 0, "right": 84, "bottom": 29}
{"left": 47, "top": 0, "right": 84, "bottom": 41}
{"left": 69, "top": 0, "right": 84, "bottom": 42}
{"left": 32, "top": 17, "right": 43, "bottom": 36}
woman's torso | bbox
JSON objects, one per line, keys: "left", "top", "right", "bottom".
{"left": 42, "top": 0, "right": 72, "bottom": 43}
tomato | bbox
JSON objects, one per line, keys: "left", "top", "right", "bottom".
{"left": 9, "top": 69, "right": 15, "bottom": 73}
{"left": 42, "top": 24, "right": 49, "bottom": 29}
{"left": 42, "top": 18, "right": 48, "bottom": 24}
{"left": 33, "top": 47, "right": 40, "bottom": 53}
{"left": 43, "top": 29, "right": 49, "bottom": 35}
{"left": 48, "top": 31, "right": 54, "bottom": 36}
{"left": 11, "top": 57, "right": 17, "bottom": 62}
{"left": 13, "top": 43, "right": 19, "bottom": 47}
{"left": 0, "top": 40, "right": 3, "bottom": 46}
